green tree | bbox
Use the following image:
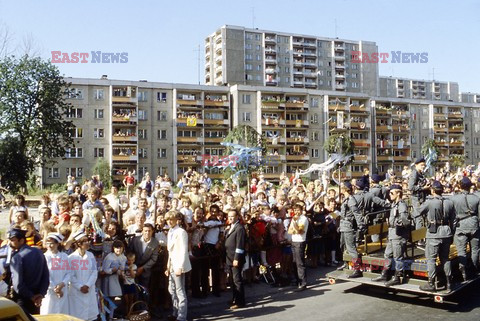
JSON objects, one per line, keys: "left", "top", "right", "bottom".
{"left": 450, "top": 154, "right": 465, "bottom": 170}
{"left": 92, "top": 158, "right": 112, "bottom": 190}
{"left": 421, "top": 138, "right": 439, "bottom": 158}
{"left": 0, "top": 55, "right": 74, "bottom": 193}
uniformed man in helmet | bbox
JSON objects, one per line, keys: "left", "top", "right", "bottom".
{"left": 408, "top": 158, "right": 430, "bottom": 230}
{"left": 372, "top": 184, "right": 410, "bottom": 286}
{"left": 417, "top": 181, "right": 455, "bottom": 292}
{"left": 449, "top": 177, "right": 480, "bottom": 281}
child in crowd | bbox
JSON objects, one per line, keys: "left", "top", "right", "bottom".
{"left": 122, "top": 252, "right": 137, "bottom": 315}
{"left": 8, "top": 194, "right": 29, "bottom": 224}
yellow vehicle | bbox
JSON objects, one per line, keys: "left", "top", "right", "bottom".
{"left": 0, "top": 297, "right": 83, "bottom": 321}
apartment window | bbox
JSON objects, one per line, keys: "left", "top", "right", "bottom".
{"left": 475, "top": 137, "right": 480, "bottom": 145}
{"left": 285, "top": 77, "right": 290, "bottom": 83}
{"left": 311, "top": 131, "right": 319, "bottom": 141}
{"left": 47, "top": 168, "right": 59, "bottom": 178}
{"left": 476, "top": 151, "right": 480, "bottom": 159}
{"left": 285, "top": 57, "right": 290, "bottom": 63}
{"left": 310, "top": 114, "right": 319, "bottom": 123}
{"left": 422, "top": 121, "right": 428, "bottom": 129}
{"left": 466, "top": 137, "right": 469, "bottom": 145}
{"left": 157, "top": 92, "right": 167, "bottom": 102}
{"left": 256, "top": 75, "right": 262, "bottom": 81}
{"left": 139, "top": 148, "right": 148, "bottom": 158}
{"left": 465, "top": 123, "right": 468, "bottom": 131}
{"left": 138, "top": 109, "right": 147, "bottom": 120}
{"left": 245, "top": 43, "right": 252, "bottom": 50}
{"left": 318, "top": 80, "right": 324, "bottom": 85}
{"left": 138, "top": 129, "right": 147, "bottom": 139}
{"left": 318, "top": 61, "right": 323, "bottom": 67}
{"left": 411, "top": 136, "right": 417, "bottom": 144}
{"left": 412, "top": 151, "right": 417, "bottom": 159}
{"left": 70, "top": 127, "right": 83, "bottom": 138}
{"left": 310, "top": 98, "right": 319, "bottom": 107}
{"left": 326, "top": 71, "right": 332, "bottom": 76}
{"left": 158, "top": 111, "right": 167, "bottom": 121}
{"left": 139, "top": 167, "right": 148, "bottom": 178}
{"left": 351, "top": 82, "right": 359, "bottom": 88}
{"left": 67, "top": 107, "right": 83, "bottom": 118}
{"left": 475, "top": 124, "right": 480, "bottom": 133}
{"left": 352, "top": 64, "right": 358, "bottom": 70}
{"left": 256, "top": 54, "right": 261, "bottom": 61}
{"left": 327, "top": 80, "right": 332, "bottom": 86}
{"left": 94, "top": 148, "right": 104, "bottom": 158}
{"left": 255, "top": 34, "right": 260, "bottom": 40}
{"left": 245, "top": 33, "right": 253, "bottom": 40}
{"left": 246, "top": 74, "right": 253, "bottom": 80}
{"left": 66, "top": 167, "right": 83, "bottom": 178}
{"left": 242, "top": 94, "right": 251, "bottom": 104}
{"left": 256, "top": 65, "right": 261, "bottom": 71}
{"left": 466, "top": 151, "right": 470, "bottom": 159}
{"left": 245, "top": 64, "right": 253, "bottom": 70}
{"left": 138, "top": 91, "right": 148, "bottom": 102}
{"left": 256, "top": 45, "right": 261, "bottom": 50}
{"left": 94, "top": 109, "right": 104, "bottom": 119}
{"left": 65, "top": 148, "right": 83, "bottom": 158}
{"left": 68, "top": 88, "right": 83, "bottom": 99}
{"left": 245, "top": 54, "right": 252, "bottom": 60}
{"left": 285, "top": 67, "right": 290, "bottom": 73}
{"left": 243, "top": 112, "right": 251, "bottom": 122}
{"left": 93, "top": 128, "right": 104, "bottom": 138}
{"left": 157, "top": 148, "right": 167, "bottom": 158}
{"left": 158, "top": 167, "right": 168, "bottom": 176}
{"left": 422, "top": 108, "right": 428, "bottom": 116}
{"left": 158, "top": 129, "right": 167, "bottom": 140}
{"left": 352, "top": 73, "right": 357, "bottom": 79}
{"left": 95, "top": 89, "right": 104, "bottom": 100}
{"left": 311, "top": 149, "right": 320, "bottom": 158}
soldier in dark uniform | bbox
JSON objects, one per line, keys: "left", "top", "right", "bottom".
{"left": 408, "top": 158, "right": 430, "bottom": 229}
{"left": 369, "top": 174, "right": 388, "bottom": 200}
{"left": 372, "top": 185, "right": 410, "bottom": 286}
{"left": 338, "top": 182, "right": 364, "bottom": 278}
{"left": 417, "top": 181, "right": 455, "bottom": 292}
{"left": 449, "top": 177, "right": 480, "bottom": 281}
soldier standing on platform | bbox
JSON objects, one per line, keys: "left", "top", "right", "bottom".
{"left": 449, "top": 177, "right": 480, "bottom": 281}
{"left": 372, "top": 185, "right": 409, "bottom": 286}
{"left": 409, "top": 158, "right": 431, "bottom": 230}
{"left": 417, "top": 181, "right": 455, "bottom": 292}
{"left": 338, "top": 182, "right": 364, "bottom": 278}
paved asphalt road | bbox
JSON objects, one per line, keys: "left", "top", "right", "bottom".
{"left": 188, "top": 266, "right": 480, "bottom": 321}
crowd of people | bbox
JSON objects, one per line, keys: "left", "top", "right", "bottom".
{"left": 1, "top": 159, "right": 480, "bottom": 320}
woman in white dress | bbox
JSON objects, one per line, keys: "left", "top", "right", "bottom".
{"left": 40, "top": 233, "right": 70, "bottom": 315}
{"left": 68, "top": 231, "right": 99, "bottom": 321}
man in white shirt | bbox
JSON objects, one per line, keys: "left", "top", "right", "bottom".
{"left": 288, "top": 203, "right": 309, "bottom": 291}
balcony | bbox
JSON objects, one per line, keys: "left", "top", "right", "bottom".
{"left": 286, "top": 155, "right": 310, "bottom": 161}
{"left": 285, "top": 120, "right": 309, "bottom": 126}
{"left": 304, "top": 72, "right": 317, "bottom": 78}
{"left": 112, "top": 155, "right": 138, "bottom": 162}
{"left": 434, "top": 126, "right": 448, "bottom": 133}
{"left": 176, "top": 118, "right": 203, "bottom": 126}
{"left": 377, "top": 155, "right": 393, "bottom": 161}
{"left": 328, "top": 104, "right": 345, "bottom": 111}
{"left": 303, "top": 51, "right": 316, "bottom": 57}
{"left": 303, "top": 41, "right": 316, "bottom": 47}
{"left": 177, "top": 155, "right": 198, "bottom": 164}
{"left": 177, "top": 137, "right": 202, "bottom": 143}
{"left": 266, "top": 137, "right": 285, "bottom": 144}
{"left": 293, "top": 80, "right": 304, "bottom": 86}
{"left": 204, "top": 99, "right": 229, "bottom": 107}
{"left": 266, "top": 79, "right": 278, "bottom": 86}
{"left": 112, "top": 96, "right": 138, "bottom": 103}
{"left": 353, "top": 155, "right": 370, "bottom": 163}
{"left": 449, "top": 141, "right": 464, "bottom": 147}
{"left": 265, "top": 37, "right": 276, "bottom": 44}
{"left": 304, "top": 61, "right": 316, "bottom": 67}
{"left": 335, "top": 74, "right": 345, "bottom": 79}
{"left": 305, "top": 82, "right": 317, "bottom": 88}
{"left": 334, "top": 45, "right": 345, "bottom": 51}
{"left": 265, "top": 68, "right": 277, "bottom": 74}
{"left": 350, "top": 122, "right": 369, "bottom": 130}
{"left": 448, "top": 127, "right": 464, "bottom": 133}
{"left": 349, "top": 105, "right": 366, "bottom": 112}
{"left": 335, "top": 84, "right": 346, "bottom": 90}
{"left": 286, "top": 102, "right": 307, "bottom": 108}
{"left": 392, "top": 125, "right": 409, "bottom": 132}
{"left": 353, "top": 139, "right": 370, "bottom": 147}
{"left": 177, "top": 99, "right": 202, "bottom": 106}
{"left": 262, "top": 173, "right": 282, "bottom": 180}
{"left": 204, "top": 119, "right": 229, "bottom": 125}
{"left": 262, "top": 118, "right": 283, "bottom": 126}
{"left": 392, "top": 140, "right": 410, "bottom": 148}
{"left": 204, "top": 137, "right": 224, "bottom": 143}
{"left": 375, "top": 125, "right": 391, "bottom": 132}
{"left": 286, "top": 137, "right": 309, "bottom": 143}
{"left": 393, "top": 156, "right": 410, "bottom": 161}
{"left": 334, "top": 55, "right": 345, "bottom": 60}
{"left": 265, "top": 57, "right": 277, "bottom": 64}
{"left": 112, "top": 136, "right": 137, "bottom": 142}
{"left": 335, "top": 64, "right": 346, "bottom": 69}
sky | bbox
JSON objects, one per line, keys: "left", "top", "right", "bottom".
{"left": 0, "top": 0, "right": 479, "bottom": 92}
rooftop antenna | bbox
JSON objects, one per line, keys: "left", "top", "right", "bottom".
{"left": 428, "top": 67, "right": 437, "bottom": 81}
{"left": 334, "top": 18, "right": 338, "bottom": 38}
{"left": 251, "top": 7, "right": 256, "bottom": 29}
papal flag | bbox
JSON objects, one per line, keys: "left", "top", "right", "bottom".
{"left": 337, "top": 111, "right": 344, "bottom": 129}
{"left": 187, "top": 117, "right": 197, "bottom": 127}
